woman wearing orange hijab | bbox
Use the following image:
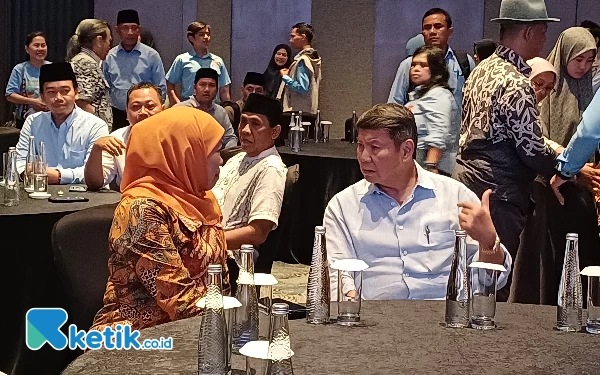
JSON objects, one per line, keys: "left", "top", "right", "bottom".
{"left": 90, "top": 107, "right": 226, "bottom": 332}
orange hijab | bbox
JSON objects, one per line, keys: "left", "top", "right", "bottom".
{"left": 120, "top": 107, "right": 224, "bottom": 225}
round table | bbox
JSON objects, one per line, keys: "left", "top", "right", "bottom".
{"left": 276, "top": 140, "right": 362, "bottom": 265}
{"left": 1, "top": 185, "right": 121, "bottom": 375}
{"left": 63, "top": 300, "right": 600, "bottom": 374}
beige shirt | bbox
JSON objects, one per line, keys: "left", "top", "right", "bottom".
{"left": 212, "top": 146, "right": 287, "bottom": 230}
{"left": 101, "top": 125, "right": 131, "bottom": 188}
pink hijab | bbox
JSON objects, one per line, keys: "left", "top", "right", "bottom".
{"left": 527, "top": 57, "right": 557, "bottom": 80}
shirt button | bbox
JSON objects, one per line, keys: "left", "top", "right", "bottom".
{"left": 390, "top": 202, "right": 396, "bottom": 207}
{"left": 404, "top": 273, "right": 410, "bottom": 277}
{"left": 398, "top": 226, "right": 404, "bottom": 230}
{"left": 403, "top": 251, "right": 408, "bottom": 256}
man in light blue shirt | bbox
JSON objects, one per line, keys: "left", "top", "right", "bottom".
{"left": 388, "top": 8, "right": 474, "bottom": 125}
{"left": 324, "top": 103, "right": 512, "bottom": 300}
{"left": 551, "top": 89, "right": 600, "bottom": 203}
{"left": 103, "top": 9, "right": 166, "bottom": 130}
{"left": 166, "top": 21, "right": 231, "bottom": 105}
{"left": 16, "top": 62, "right": 109, "bottom": 185}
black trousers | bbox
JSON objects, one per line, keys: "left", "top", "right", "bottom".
{"left": 490, "top": 199, "right": 527, "bottom": 302}
{"left": 111, "top": 107, "right": 128, "bottom": 131}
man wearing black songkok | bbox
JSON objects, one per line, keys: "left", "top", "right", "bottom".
{"left": 212, "top": 93, "right": 287, "bottom": 288}
{"left": 224, "top": 72, "right": 265, "bottom": 127}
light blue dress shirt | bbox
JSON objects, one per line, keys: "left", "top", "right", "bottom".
{"left": 406, "top": 85, "right": 458, "bottom": 174}
{"left": 103, "top": 42, "right": 166, "bottom": 110}
{"left": 282, "top": 60, "right": 309, "bottom": 94}
{"left": 324, "top": 163, "right": 512, "bottom": 300}
{"left": 16, "top": 106, "right": 109, "bottom": 184}
{"left": 556, "top": 89, "right": 600, "bottom": 177}
{"left": 165, "top": 51, "right": 231, "bottom": 102}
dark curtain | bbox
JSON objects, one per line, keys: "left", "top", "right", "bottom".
{"left": 0, "top": 0, "right": 94, "bottom": 125}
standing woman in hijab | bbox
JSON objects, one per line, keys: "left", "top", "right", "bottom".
{"left": 516, "top": 27, "right": 598, "bottom": 305}
{"left": 90, "top": 107, "right": 227, "bottom": 332}
{"left": 263, "top": 44, "right": 292, "bottom": 98}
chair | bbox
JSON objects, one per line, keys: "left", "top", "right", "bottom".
{"left": 52, "top": 203, "right": 117, "bottom": 332}
{"left": 256, "top": 164, "right": 300, "bottom": 274}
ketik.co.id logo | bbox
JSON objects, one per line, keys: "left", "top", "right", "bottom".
{"left": 26, "top": 308, "right": 172, "bottom": 350}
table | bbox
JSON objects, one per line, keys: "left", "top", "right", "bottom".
{"left": 276, "top": 140, "right": 362, "bottom": 265}
{"left": 63, "top": 300, "right": 600, "bottom": 374}
{"left": 0, "top": 185, "right": 121, "bottom": 375}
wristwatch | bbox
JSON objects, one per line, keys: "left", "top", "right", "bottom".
{"left": 479, "top": 235, "right": 501, "bottom": 255}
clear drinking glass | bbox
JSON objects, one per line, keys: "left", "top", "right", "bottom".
{"left": 0, "top": 152, "right": 7, "bottom": 185}
{"left": 581, "top": 267, "right": 600, "bottom": 334}
{"left": 469, "top": 262, "right": 506, "bottom": 330}
{"left": 33, "top": 142, "right": 48, "bottom": 193}
{"left": 239, "top": 341, "right": 269, "bottom": 375}
{"left": 4, "top": 148, "right": 20, "bottom": 206}
{"left": 254, "top": 273, "right": 278, "bottom": 339}
{"left": 331, "top": 259, "right": 369, "bottom": 326}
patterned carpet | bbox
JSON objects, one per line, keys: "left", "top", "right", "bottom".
{"left": 270, "top": 261, "right": 310, "bottom": 304}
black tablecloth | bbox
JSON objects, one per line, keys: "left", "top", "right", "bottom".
{"left": 63, "top": 300, "right": 600, "bottom": 374}
{"left": 276, "top": 140, "right": 362, "bottom": 264}
{"left": 1, "top": 186, "right": 121, "bottom": 375}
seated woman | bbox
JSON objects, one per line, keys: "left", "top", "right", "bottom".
{"left": 405, "top": 46, "right": 456, "bottom": 176}
{"left": 90, "top": 106, "right": 227, "bottom": 332}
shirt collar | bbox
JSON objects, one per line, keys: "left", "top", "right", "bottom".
{"left": 118, "top": 41, "right": 141, "bottom": 53}
{"left": 495, "top": 45, "right": 532, "bottom": 77}
{"left": 445, "top": 46, "right": 455, "bottom": 60}
{"left": 191, "top": 50, "right": 211, "bottom": 59}
{"left": 50, "top": 106, "right": 79, "bottom": 129}
{"left": 80, "top": 47, "right": 101, "bottom": 63}
{"left": 189, "top": 96, "right": 215, "bottom": 113}
{"left": 243, "top": 145, "right": 279, "bottom": 161}
{"left": 360, "top": 162, "right": 437, "bottom": 196}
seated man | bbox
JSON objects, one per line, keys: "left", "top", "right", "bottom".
{"left": 84, "top": 82, "right": 164, "bottom": 191}
{"left": 324, "top": 103, "right": 512, "bottom": 300}
{"left": 212, "top": 93, "right": 287, "bottom": 250}
{"left": 224, "top": 72, "right": 265, "bottom": 129}
{"left": 16, "top": 62, "right": 109, "bottom": 184}
{"left": 174, "top": 67, "right": 237, "bottom": 148}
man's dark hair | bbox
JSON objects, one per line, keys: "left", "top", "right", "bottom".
{"left": 187, "top": 21, "right": 210, "bottom": 45}
{"left": 292, "top": 22, "right": 314, "bottom": 43}
{"left": 581, "top": 20, "right": 600, "bottom": 48}
{"left": 126, "top": 82, "right": 163, "bottom": 107}
{"left": 422, "top": 8, "right": 452, "bottom": 28}
{"left": 356, "top": 103, "right": 417, "bottom": 152}
{"left": 409, "top": 46, "right": 451, "bottom": 94}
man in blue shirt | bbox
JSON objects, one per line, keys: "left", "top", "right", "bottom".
{"left": 103, "top": 9, "right": 166, "bottom": 130}
{"left": 324, "top": 103, "right": 511, "bottom": 300}
{"left": 388, "top": 8, "right": 474, "bottom": 137}
{"left": 15, "top": 62, "right": 109, "bottom": 184}
{"left": 173, "top": 68, "right": 238, "bottom": 149}
{"left": 166, "top": 21, "right": 231, "bottom": 105}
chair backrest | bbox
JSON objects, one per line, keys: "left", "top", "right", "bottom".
{"left": 256, "top": 164, "right": 300, "bottom": 274}
{"left": 51, "top": 203, "right": 117, "bottom": 331}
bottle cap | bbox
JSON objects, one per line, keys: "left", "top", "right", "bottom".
{"left": 566, "top": 233, "right": 578, "bottom": 239}
{"left": 271, "top": 303, "right": 289, "bottom": 315}
{"left": 241, "top": 244, "right": 255, "bottom": 253}
{"left": 315, "top": 226, "right": 326, "bottom": 234}
{"left": 208, "top": 264, "right": 222, "bottom": 273}
{"left": 455, "top": 230, "right": 467, "bottom": 237}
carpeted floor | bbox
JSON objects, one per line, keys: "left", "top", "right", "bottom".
{"left": 270, "top": 261, "right": 309, "bottom": 304}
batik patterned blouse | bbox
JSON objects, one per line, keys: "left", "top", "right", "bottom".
{"left": 90, "top": 196, "right": 228, "bottom": 332}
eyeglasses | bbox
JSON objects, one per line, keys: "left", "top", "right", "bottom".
{"left": 119, "top": 25, "right": 140, "bottom": 32}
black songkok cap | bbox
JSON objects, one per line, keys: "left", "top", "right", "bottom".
{"left": 242, "top": 93, "right": 283, "bottom": 127}
{"left": 243, "top": 72, "right": 265, "bottom": 87}
{"left": 194, "top": 68, "right": 219, "bottom": 85}
{"left": 39, "top": 62, "right": 77, "bottom": 89}
{"left": 117, "top": 9, "right": 140, "bottom": 25}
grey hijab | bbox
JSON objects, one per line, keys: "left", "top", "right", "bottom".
{"left": 540, "top": 27, "right": 596, "bottom": 147}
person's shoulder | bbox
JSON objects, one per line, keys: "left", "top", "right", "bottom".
{"left": 259, "top": 152, "right": 287, "bottom": 173}
{"left": 139, "top": 43, "right": 161, "bottom": 57}
{"left": 27, "top": 111, "right": 48, "bottom": 127}
{"left": 110, "top": 125, "right": 130, "bottom": 140}
{"left": 328, "top": 179, "right": 370, "bottom": 207}
{"left": 74, "top": 107, "right": 107, "bottom": 127}
{"left": 173, "top": 98, "right": 195, "bottom": 107}
{"left": 209, "top": 53, "right": 225, "bottom": 64}
{"left": 427, "top": 171, "right": 478, "bottom": 200}
{"left": 105, "top": 46, "right": 119, "bottom": 58}
{"left": 427, "top": 86, "right": 453, "bottom": 98}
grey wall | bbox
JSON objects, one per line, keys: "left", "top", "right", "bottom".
{"left": 230, "top": 0, "right": 311, "bottom": 102}
{"left": 95, "top": 0, "right": 197, "bottom": 69}
{"left": 197, "top": 0, "right": 232, "bottom": 72}
{"left": 373, "top": 0, "right": 484, "bottom": 105}
{"left": 312, "top": 0, "right": 376, "bottom": 139}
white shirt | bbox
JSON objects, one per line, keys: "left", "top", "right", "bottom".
{"left": 101, "top": 125, "right": 131, "bottom": 187}
{"left": 324, "top": 163, "right": 512, "bottom": 301}
{"left": 212, "top": 146, "right": 287, "bottom": 230}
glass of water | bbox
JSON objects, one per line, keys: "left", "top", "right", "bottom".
{"left": 321, "top": 121, "right": 331, "bottom": 143}
{"left": 331, "top": 259, "right": 369, "bottom": 326}
{"left": 33, "top": 151, "right": 48, "bottom": 193}
{"left": 239, "top": 340, "right": 269, "bottom": 375}
{"left": 581, "top": 267, "right": 600, "bottom": 334}
{"left": 469, "top": 262, "right": 506, "bottom": 330}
